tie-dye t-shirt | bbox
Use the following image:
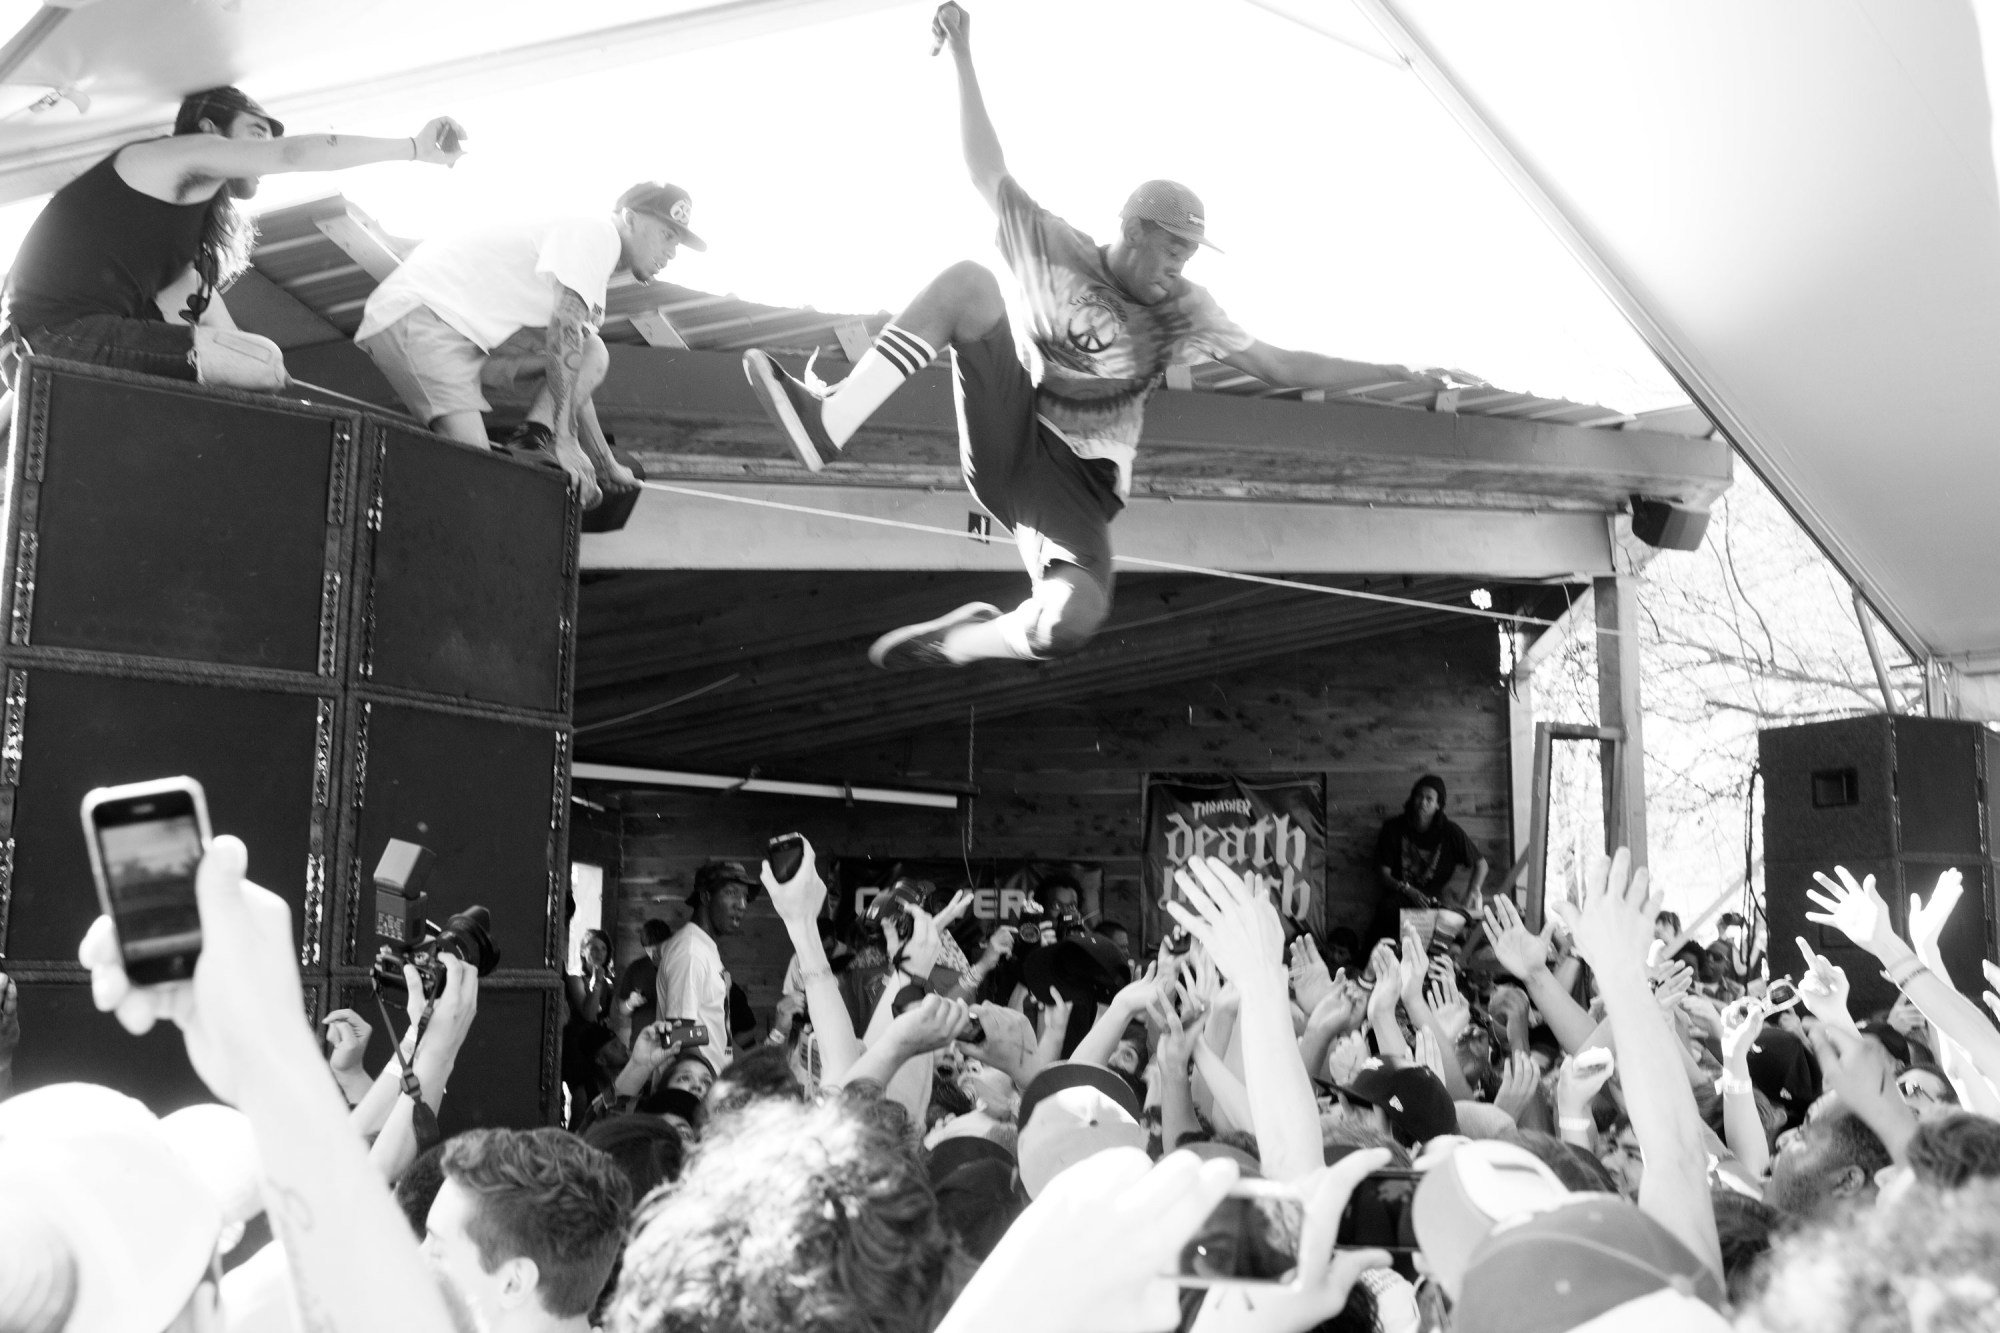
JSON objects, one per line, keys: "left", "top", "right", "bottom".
{"left": 994, "top": 176, "right": 1254, "bottom": 499}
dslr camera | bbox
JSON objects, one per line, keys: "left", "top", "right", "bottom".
{"left": 371, "top": 838, "right": 501, "bottom": 999}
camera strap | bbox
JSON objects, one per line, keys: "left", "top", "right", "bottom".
{"left": 369, "top": 980, "right": 443, "bottom": 1152}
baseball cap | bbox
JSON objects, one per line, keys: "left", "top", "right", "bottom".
{"left": 691, "top": 859, "right": 756, "bottom": 899}
{"left": 617, "top": 181, "right": 708, "bottom": 251}
{"left": 0, "top": 1084, "right": 225, "bottom": 1333}
{"left": 1412, "top": 1140, "right": 1570, "bottom": 1300}
{"left": 175, "top": 85, "right": 284, "bottom": 138}
{"left": 1120, "top": 180, "right": 1221, "bottom": 251}
{"left": 1338, "top": 1060, "right": 1460, "bottom": 1147}
{"left": 1016, "top": 1062, "right": 1147, "bottom": 1198}
{"left": 1457, "top": 1195, "right": 1729, "bottom": 1333}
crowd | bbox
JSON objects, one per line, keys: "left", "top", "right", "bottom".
{"left": 5, "top": 816, "right": 2000, "bottom": 1333}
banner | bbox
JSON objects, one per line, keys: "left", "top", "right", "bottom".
{"left": 830, "top": 857, "right": 1101, "bottom": 936}
{"left": 1143, "top": 773, "right": 1326, "bottom": 938}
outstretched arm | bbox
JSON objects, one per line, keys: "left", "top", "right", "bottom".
{"left": 1219, "top": 341, "right": 1444, "bottom": 394}
{"left": 934, "top": 4, "right": 1008, "bottom": 210}
{"left": 118, "top": 117, "right": 466, "bottom": 202}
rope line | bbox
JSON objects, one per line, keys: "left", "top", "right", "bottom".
{"left": 636, "top": 478, "right": 1622, "bottom": 635}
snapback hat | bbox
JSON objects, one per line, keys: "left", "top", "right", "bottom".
{"left": 618, "top": 181, "right": 708, "bottom": 251}
{"left": 1120, "top": 180, "right": 1221, "bottom": 251}
{"left": 1016, "top": 1063, "right": 1147, "bottom": 1198}
{"left": 0, "top": 1084, "right": 225, "bottom": 1333}
{"left": 175, "top": 85, "right": 284, "bottom": 138}
{"left": 1339, "top": 1060, "right": 1460, "bottom": 1147}
{"left": 1457, "top": 1195, "right": 1728, "bottom": 1333}
{"left": 1412, "top": 1140, "right": 1570, "bottom": 1301}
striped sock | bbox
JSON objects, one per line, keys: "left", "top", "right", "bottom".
{"left": 821, "top": 323, "right": 937, "bottom": 447}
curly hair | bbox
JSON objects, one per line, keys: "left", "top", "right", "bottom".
{"left": 440, "top": 1128, "right": 633, "bottom": 1319}
{"left": 707, "top": 1044, "right": 803, "bottom": 1119}
{"left": 1907, "top": 1111, "right": 2000, "bottom": 1190}
{"left": 1746, "top": 1179, "right": 2000, "bottom": 1332}
{"left": 604, "top": 1096, "right": 972, "bottom": 1333}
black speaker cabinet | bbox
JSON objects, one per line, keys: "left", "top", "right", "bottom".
{"left": 0, "top": 359, "right": 577, "bottom": 1129}
{"left": 1760, "top": 715, "right": 1996, "bottom": 1013}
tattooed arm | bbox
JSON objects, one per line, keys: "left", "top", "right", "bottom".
{"left": 117, "top": 118, "right": 467, "bottom": 203}
{"left": 80, "top": 838, "right": 458, "bottom": 1333}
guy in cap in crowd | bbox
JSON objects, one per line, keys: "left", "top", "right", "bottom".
{"left": 1337, "top": 1058, "right": 1461, "bottom": 1151}
{"left": 356, "top": 180, "right": 705, "bottom": 507}
{"left": 1, "top": 86, "right": 464, "bottom": 393}
{"left": 657, "top": 859, "right": 755, "bottom": 1074}
{"left": 742, "top": 3, "right": 1446, "bottom": 669}
{"left": 1014, "top": 1060, "right": 1149, "bottom": 1198}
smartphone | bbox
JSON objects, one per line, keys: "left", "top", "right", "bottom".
{"left": 1338, "top": 1168, "right": 1422, "bottom": 1275}
{"left": 1166, "top": 925, "right": 1194, "bottom": 956}
{"left": 1171, "top": 1179, "right": 1305, "bottom": 1286}
{"left": 81, "top": 777, "right": 212, "bottom": 986}
{"left": 1572, "top": 1046, "right": 1616, "bottom": 1080}
{"left": 766, "top": 832, "right": 805, "bottom": 884}
{"left": 436, "top": 122, "right": 461, "bottom": 153}
{"left": 656, "top": 1018, "right": 709, "bottom": 1049}
{"left": 1762, "top": 978, "right": 1802, "bottom": 1016}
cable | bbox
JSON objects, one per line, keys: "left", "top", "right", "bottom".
{"left": 636, "top": 479, "right": 1626, "bottom": 635}
{"left": 574, "top": 672, "right": 741, "bottom": 734}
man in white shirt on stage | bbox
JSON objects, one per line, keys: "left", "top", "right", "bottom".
{"left": 656, "top": 861, "right": 754, "bottom": 1075}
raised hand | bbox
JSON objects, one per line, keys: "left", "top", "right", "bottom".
{"left": 1719, "top": 996, "right": 1765, "bottom": 1068}
{"left": 1650, "top": 958, "right": 1694, "bottom": 1011}
{"left": 960, "top": 1002, "right": 1040, "bottom": 1089}
{"left": 1806, "top": 866, "right": 1900, "bottom": 959}
{"left": 1795, "top": 937, "right": 1860, "bottom": 1032}
{"left": 1398, "top": 927, "right": 1430, "bottom": 1009}
{"left": 411, "top": 116, "right": 469, "bottom": 166}
{"left": 1365, "top": 941, "right": 1402, "bottom": 1027}
{"left": 1482, "top": 894, "right": 1556, "bottom": 979}
{"left": 1983, "top": 960, "right": 2000, "bottom": 1026}
{"left": 1167, "top": 857, "right": 1285, "bottom": 997}
{"left": 1426, "top": 979, "right": 1472, "bottom": 1043}
{"left": 1907, "top": 869, "right": 1963, "bottom": 974}
{"left": 889, "top": 993, "right": 972, "bottom": 1057}
{"left": 321, "top": 1008, "right": 373, "bottom": 1074}
{"left": 760, "top": 834, "right": 827, "bottom": 930}
{"left": 980, "top": 924, "right": 1017, "bottom": 963}
{"left": 1486, "top": 982, "right": 1530, "bottom": 1030}
{"left": 1157, "top": 1004, "right": 1206, "bottom": 1074}
{"left": 1327, "top": 1031, "right": 1370, "bottom": 1087}
{"left": 930, "top": 1, "right": 969, "bottom": 56}
{"left": 1289, "top": 935, "right": 1335, "bottom": 1014}
{"left": 885, "top": 901, "right": 944, "bottom": 980}
{"left": 1549, "top": 848, "right": 1659, "bottom": 976}
{"left": 1494, "top": 1049, "right": 1540, "bottom": 1121}
{"left": 1555, "top": 1049, "right": 1616, "bottom": 1117}
{"left": 1306, "top": 977, "right": 1366, "bottom": 1039}
{"left": 933, "top": 889, "right": 977, "bottom": 932}
{"left": 1039, "top": 992, "right": 1075, "bottom": 1043}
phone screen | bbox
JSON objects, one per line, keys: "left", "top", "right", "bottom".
{"left": 1175, "top": 1186, "right": 1304, "bottom": 1285}
{"left": 1338, "top": 1169, "right": 1422, "bottom": 1269}
{"left": 95, "top": 792, "right": 205, "bottom": 976}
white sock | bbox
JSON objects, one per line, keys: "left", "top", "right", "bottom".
{"left": 821, "top": 323, "right": 936, "bottom": 447}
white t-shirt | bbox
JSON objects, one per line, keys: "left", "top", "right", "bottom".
{"left": 657, "top": 922, "right": 731, "bottom": 1074}
{"left": 355, "top": 216, "right": 623, "bottom": 351}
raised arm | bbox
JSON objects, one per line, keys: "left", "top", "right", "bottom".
{"left": 118, "top": 117, "right": 466, "bottom": 201}
{"left": 1552, "top": 849, "right": 1723, "bottom": 1281}
{"left": 933, "top": 4, "right": 1008, "bottom": 210}
{"left": 1219, "top": 341, "right": 1445, "bottom": 394}
{"left": 1482, "top": 896, "right": 1600, "bottom": 1053}
{"left": 760, "top": 843, "right": 865, "bottom": 1082}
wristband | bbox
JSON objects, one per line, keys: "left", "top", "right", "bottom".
{"left": 408, "top": 136, "right": 419, "bottom": 160}
{"left": 1715, "top": 1070, "right": 1752, "bottom": 1097}
{"left": 797, "top": 965, "right": 832, "bottom": 984}
{"left": 1884, "top": 956, "right": 1928, "bottom": 988}
{"left": 1558, "top": 1115, "right": 1593, "bottom": 1133}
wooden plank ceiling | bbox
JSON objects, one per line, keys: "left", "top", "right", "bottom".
{"left": 575, "top": 569, "right": 1573, "bottom": 774}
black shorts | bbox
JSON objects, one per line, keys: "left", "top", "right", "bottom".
{"left": 1, "top": 315, "right": 196, "bottom": 390}
{"left": 952, "top": 315, "right": 1121, "bottom": 596}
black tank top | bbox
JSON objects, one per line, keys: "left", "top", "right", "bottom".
{"left": 1, "top": 146, "right": 213, "bottom": 334}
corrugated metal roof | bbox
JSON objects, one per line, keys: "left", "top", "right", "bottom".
{"left": 249, "top": 194, "right": 1706, "bottom": 436}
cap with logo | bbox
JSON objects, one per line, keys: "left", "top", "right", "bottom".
{"left": 1119, "top": 179, "right": 1221, "bottom": 252}
{"left": 1015, "top": 1061, "right": 1147, "bottom": 1198}
{"left": 1457, "top": 1195, "right": 1730, "bottom": 1333}
{"left": 1337, "top": 1060, "right": 1459, "bottom": 1147}
{"left": 175, "top": 85, "right": 284, "bottom": 138}
{"left": 617, "top": 181, "right": 708, "bottom": 251}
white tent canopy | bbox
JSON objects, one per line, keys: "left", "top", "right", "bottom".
{"left": 1357, "top": 0, "right": 2000, "bottom": 694}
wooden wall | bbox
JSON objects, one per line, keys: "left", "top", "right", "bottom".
{"left": 600, "top": 619, "right": 1510, "bottom": 1028}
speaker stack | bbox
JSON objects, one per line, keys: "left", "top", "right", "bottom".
{"left": 1759, "top": 714, "right": 1997, "bottom": 1016}
{"left": 0, "top": 359, "right": 578, "bottom": 1130}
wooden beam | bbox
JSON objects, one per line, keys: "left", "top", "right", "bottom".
{"left": 583, "top": 482, "right": 1615, "bottom": 577}
{"left": 590, "top": 346, "right": 1733, "bottom": 511}
{"left": 1594, "top": 573, "right": 1648, "bottom": 865}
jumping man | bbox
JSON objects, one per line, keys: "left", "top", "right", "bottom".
{"left": 743, "top": 3, "right": 1441, "bottom": 668}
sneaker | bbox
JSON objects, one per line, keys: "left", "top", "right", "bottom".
{"left": 743, "top": 348, "right": 840, "bottom": 472}
{"left": 868, "top": 603, "right": 1002, "bottom": 670}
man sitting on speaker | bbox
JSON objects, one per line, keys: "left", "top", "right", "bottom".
{"left": 355, "top": 182, "right": 704, "bottom": 509}
{"left": 0, "top": 86, "right": 465, "bottom": 393}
